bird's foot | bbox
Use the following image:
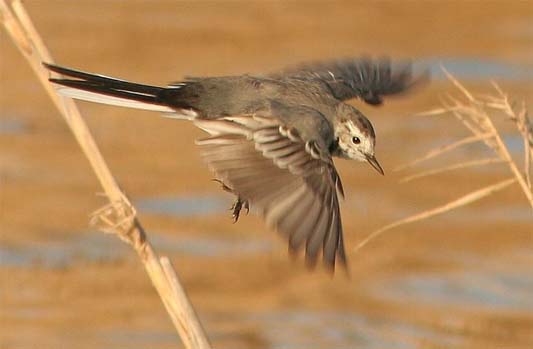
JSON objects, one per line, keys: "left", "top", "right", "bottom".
{"left": 213, "top": 179, "right": 249, "bottom": 222}
{"left": 230, "top": 197, "right": 249, "bottom": 223}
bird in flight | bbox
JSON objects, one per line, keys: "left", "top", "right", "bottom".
{"left": 45, "top": 57, "right": 426, "bottom": 272}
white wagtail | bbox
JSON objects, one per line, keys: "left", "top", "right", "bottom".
{"left": 45, "top": 57, "right": 426, "bottom": 271}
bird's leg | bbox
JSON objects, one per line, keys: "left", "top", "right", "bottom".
{"left": 230, "top": 198, "right": 244, "bottom": 223}
{"left": 212, "top": 179, "right": 249, "bottom": 223}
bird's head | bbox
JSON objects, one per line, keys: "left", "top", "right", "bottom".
{"left": 333, "top": 103, "right": 384, "bottom": 175}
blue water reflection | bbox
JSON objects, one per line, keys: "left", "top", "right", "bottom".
{"left": 421, "top": 57, "right": 533, "bottom": 81}
{"left": 135, "top": 195, "right": 229, "bottom": 216}
{"left": 0, "top": 230, "right": 271, "bottom": 268}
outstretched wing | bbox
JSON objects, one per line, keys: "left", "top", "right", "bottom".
{"left": 275, "top": 56, "right": 428, "bottom": 105}
{"left": 194, "top": 106, "right": 347, "bottom": 271}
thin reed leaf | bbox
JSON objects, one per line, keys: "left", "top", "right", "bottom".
{"left": 400, "top": 157, "right": 505, "bottom": 183}
{"left": 354, "top": 178, "right": 517, "bottom": 253}
{"left": 412, "top": 108, "right": 450, "bottom": 117}
{"left": 441, "top": 65, "right": 475, "bottom": 101}
{"left": 394, "top": 133, "right": 494, "bottom": 171}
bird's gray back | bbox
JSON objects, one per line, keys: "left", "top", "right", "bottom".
{"left": 165, "top": 75, "right": 339, "bottom": 120}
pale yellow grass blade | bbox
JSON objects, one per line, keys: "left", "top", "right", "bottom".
{"left": 412, "top": 108, "right": 451, "bottom": 117}
{"left": 399, "top": 157, "right": 505, "bottom": 183}
{"left": 441, "top": 65, "right": 475, "bottom": 102}
{"left": 394, "top": 133, "right": 494, "bottom": 171}
{"left": 353, "top": 178, "right": 517, "bottom": 253}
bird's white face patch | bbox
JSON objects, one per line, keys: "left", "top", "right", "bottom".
{"left": 335, "top": 119, "right": 375, "bottom": 162}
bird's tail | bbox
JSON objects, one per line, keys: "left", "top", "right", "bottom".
{"left": 44, "top": 63, "right": 196, "bottom": 118}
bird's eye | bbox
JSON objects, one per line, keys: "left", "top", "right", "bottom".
{"left": 352, "top": 137, "right": 361, "bottom": 144}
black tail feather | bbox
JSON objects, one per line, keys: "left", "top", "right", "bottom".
{"left": 44, "top": 62, "right": 165, "bottom": 95}
{"left": 48, "top": 78, "right": 164, "bottom": 105}
{"left": 44, "top": 63, "right": 197, "bottom": 114}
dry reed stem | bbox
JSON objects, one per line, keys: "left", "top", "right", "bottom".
{"left": 353, "top": 69, "right": 532, "bottom": 253}
{"left": 484, "top": 83, "right": 533, "bottom": 189}
{"left": 440, "top": 69, "right": 532, "bottom": 206}
{"left": 1, "top": 1, "right": 211, "bottom": 348}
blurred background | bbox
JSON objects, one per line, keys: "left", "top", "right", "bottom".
{"left": 1, "top": 1, "right": 532, "bottom": 348}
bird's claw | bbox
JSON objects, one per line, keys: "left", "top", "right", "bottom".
{"left": 231, "top": 197, "right": 249, "bottom": 223}
{"left": 213, "top": 178, "right": 249, "bottom": 223}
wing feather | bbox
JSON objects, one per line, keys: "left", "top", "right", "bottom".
{"left": 194, "top": 111, "right": 348, "bottom": 270}
{"left": 275, "top": 56, "right": 428, "bottom": 105}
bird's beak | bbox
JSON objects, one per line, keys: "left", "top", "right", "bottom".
{"left": 365, "top": 154, "right": 384, "bottom": 175}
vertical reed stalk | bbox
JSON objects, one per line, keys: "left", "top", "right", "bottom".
{"left": 1, "top": 1, "right": 211, "bottom": 347}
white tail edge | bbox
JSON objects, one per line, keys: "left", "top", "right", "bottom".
{"left": 57, "top": 87, "right": 176, "bottom": 113}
